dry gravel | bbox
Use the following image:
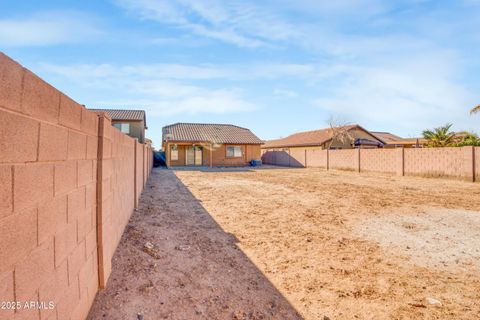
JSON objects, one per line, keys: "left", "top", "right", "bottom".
{"left": 88, "top": 167, "right": 480, "bottom": 320}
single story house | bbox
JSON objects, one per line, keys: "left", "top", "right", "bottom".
{"left": 262, "top": 125, "right": 386, "bottom": 151}
{"left": 90, "top": 109, "right": 147, "bottom": 143}
{"left": 162, "top": 123, "right": 263, "bottom": 167}
{"left": 370, "top": 131, "right": 403, "bottom": 144}
{"left": 370, "top": 131, "right": 428, "bottom": 148}
{"left": 383, "top": 137, "right": 428, "bottom": 148}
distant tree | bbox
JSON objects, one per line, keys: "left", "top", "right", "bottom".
{"left": 470, "top": 105, "right": 480, "bottom": 114}
{"left": 326, "top": 116, "right": 355, "bottom": 149}
{"left": 422, "top": 123, "right": 456, "bottom": 147}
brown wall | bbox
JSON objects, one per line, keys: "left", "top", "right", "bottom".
{"left": 111, "top": 120, "right": 145, "bottom": 143}
{"left": 360, "top": 149, "right": 398, "bottom": 174}
{"left": 262, "top": 146, "right": 478, "bottom": 182}
{"left": 403, "top": 147, "right": 466, "bottom": 178}
{"left": 166, "top": 143, "right": 261, "bottom": 167}
{"left": 0, "top": 52, "right": 154, "bottom": 320}
{"left": 328, "top": 149, "right": 358, "bottom": 171}
{"left": 305, "top": 149, "right": 328, "bottom": 168}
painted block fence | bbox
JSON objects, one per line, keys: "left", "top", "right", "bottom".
{"left": 0, "top": 52, "right": 153, "bottom": 320}
{"left": 262, "top": 146, "right": 477, "bottom": 182}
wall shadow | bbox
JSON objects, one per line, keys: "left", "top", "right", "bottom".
{"left": 170, "top": 165, "right": 302, "bottom": 173}
{"left": 87, "top": 168, "right": 303, "bottom": 319}
{"left": 262, "top": 151, "right": 305, "bottom": 168}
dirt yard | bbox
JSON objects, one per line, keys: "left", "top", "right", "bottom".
{"left": 88, "top": 167, "right": 480, "bottom": 320}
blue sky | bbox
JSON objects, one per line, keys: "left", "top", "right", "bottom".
{"left": 1, "top": 0, "right": 479, "bottom": 147}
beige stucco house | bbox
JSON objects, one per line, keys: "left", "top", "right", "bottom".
{"left": 90, "top": 109, "right": 147, "bottom": 143}
{"left": 262, "top": 125, "right": 386, "bottom": 152}
{"left": 162, "top": 123, "right": 263, "bottom": 167}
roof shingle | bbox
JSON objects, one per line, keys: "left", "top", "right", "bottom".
{"left": 162, "top": 123, "right": 263, "bottom": 144}
{"left": 263, "top": 125, "right": 359, "bottom": 148}
{"left": 89, "top": 109, "right": 147, "bottom": 128}
{"left": 371, "top": 131, "right": 402, "bottom": 143}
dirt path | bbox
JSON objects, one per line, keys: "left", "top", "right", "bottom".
{"left": 173, "top": 168, "right": 480, "bottom": 320}
{"left": 89, "top": 167, "right": 480, "bottom": 320}
{"left": 87, "top": 168, "right": 302, "bottom": 320}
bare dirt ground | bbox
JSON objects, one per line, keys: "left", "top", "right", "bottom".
{"left": 88, "top": 167, "right": 480, "bottom": 320}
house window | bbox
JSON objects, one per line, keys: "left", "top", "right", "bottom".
{"left": 171, "top": 144, "right": 179, "bottom": 161}
{"left": 113, "top": 123, "right": 130, "bottom": 134}
{"left": 226, "top": 146, "right": 242, "bottom": 158}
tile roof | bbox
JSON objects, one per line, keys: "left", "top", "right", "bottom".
{"left": 371, "top": 131, "right": 402, "bottom": 143}
{"left": 386, "top": 138, "right": 428, "bottom": 145}
{"left": 263, "top": 125, "right": 361, "bottom": 148}
{"left": 162, "top": 123, "right": 263, "bottom": 144}
{"left": 89, "top": 109, "right": 147, "bottom": 128}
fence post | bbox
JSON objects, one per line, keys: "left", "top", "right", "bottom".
{"left": 326, "top": 149, "right": 329, "bottom": 170}
{"left": 305, "top": 149, "right": 307, "bottom": 168}
{"left": 357, "top": 148, "right": 361, "bottom": 172}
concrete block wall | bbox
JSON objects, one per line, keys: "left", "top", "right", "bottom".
{"left": 289, "top": 148, "right": 306, "bottom": 167}
{"left": 135, "top": 141, "right": 144, "bottom": 207}
{"left": 0, "top": 53, "right": 99, "bottom": 320}
{"left": 328, "top": 149, "right": 357, "bottom": 171}
{"left": 360, "top": 149, "right": 397, "bottom": 174}
{"left": 404, "top": 147, "right": 465, "bottom": 178}
{"left": 0, "top": 52, "right": 153, "bottom": 319}
{"left": 96, "top": 116, "right": 138, "bottom": 288}
{"left": 262, "top": 146, "right": 478, "bottom": 182}
{"left": 143, "top": 144, "right": 148, "bottom": 187}
{"left": 305, "top": 149, "right": 328, "bottom": 168}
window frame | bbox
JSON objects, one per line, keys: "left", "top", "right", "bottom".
{"left": 170, "top": 144, "right": 179, "bottom": 161}
{"left": 226, "top": 145, "right": 243, "bottom": 158}
{"left": 113, "top": 122, "right": 130, "bottom": 134}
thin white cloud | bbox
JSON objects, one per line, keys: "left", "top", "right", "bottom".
{"left": 114, "top": 0, "right": 298, "bottom": 47}
{"left": 95, "top": 89, "right": 255, "bottom": 116}
{"left": 0, "top": 11, "right": 103, "bottom": 47}
{"left": 273, "top": 88, "right": 298, "bottom": 98}
{"left": 38, "top": 62, "right": 256, "bottom": 116}
{"left": 38, "top": 62, "right": 321, "bottom": 81}
{"left": 312, "top": 56, "right": 478, "bottom": 135}
{"left": 39, "top": 62, "right": 230, "bottom": 80}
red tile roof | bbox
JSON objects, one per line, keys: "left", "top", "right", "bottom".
{"left": 162, "top": 123, "right": 263, "bottom": 144}
{"left": 371, "top": 131, "right": 402, "bottom": 143}
{"left": 263, "top": 125, "right": 362, "bottom": 148}
{"left": 89, "top": 109, "right": 147, "bottom": 128}
{"left": 386, "top": 138, "right": 428, "bottom": 145}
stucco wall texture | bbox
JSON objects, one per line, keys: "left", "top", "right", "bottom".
{"left": 0, "top": 52, "right": 153, "bottom": 320}
{"left": 262, "top": 146, "right": 478, "bottom": 182}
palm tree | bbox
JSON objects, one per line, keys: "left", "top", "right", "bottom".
{"left": 471, "top": 105, "right": 480, "bottom": 114}
{"left": 422, "top": 123, "right": 456, "bottom": 147}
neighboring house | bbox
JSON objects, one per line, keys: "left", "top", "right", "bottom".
{"left": 262, "top": 125, "right": 385, "bottom": 151}
{"left": 162, "top": 123, "right": 263, "bottom": 167}
{"left": 90, "top": 109, "right": 147, "bottom": 143}
{"left": 383, "top": 138, "right": 428, "bottom": 148}
{"left": 371, "top": 131, "right": 403, "bottom": 143}
{"left": 371, "top": 131, "right": 429, "bottom": 148}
